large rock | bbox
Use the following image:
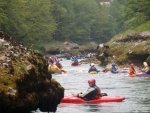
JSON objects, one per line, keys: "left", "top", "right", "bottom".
{"left": 96, "top": 31, "right": 150, "bottom": 67}
{"left": 0, "top": 31, "right": 64, "bottom": 113}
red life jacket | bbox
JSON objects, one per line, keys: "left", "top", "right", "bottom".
{"left": 55, "top": 62, "right": 62, "bottom": 69}
{"left": 129, "top": 67, "right": 135, "bottom": 76}
{"left": 91, "top": 66, "right": 96, "bottom": 71}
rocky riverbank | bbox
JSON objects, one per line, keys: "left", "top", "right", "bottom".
{"left": 96, "top": 31, "right": 150, "bottom": 68}
{"left": 0, "top": 31, "right": 64, "bottom": 113}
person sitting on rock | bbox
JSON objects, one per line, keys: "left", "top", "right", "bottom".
{"left": 88, "top": 63, "right": 100, "bottom": 73}
{"left": 77, "top": 79, "right": 101, "bottom": 100}
{"left": 111, "top": 63, "right": 119, "bottom": 73}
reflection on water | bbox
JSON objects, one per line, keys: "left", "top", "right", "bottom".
{"left": 83, "top": 103, "right": 100, "bottom": 112}
{"left": 35, "top": 59, "right": 150, "bottom": 113}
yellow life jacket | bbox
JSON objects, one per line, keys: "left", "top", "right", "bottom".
{"left": 142, "top": 66, "right": 149, "bottom": 72}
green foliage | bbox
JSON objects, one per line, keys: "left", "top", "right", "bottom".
{"left": 123, "top": 0, "right": 150, "bottom": 29}
{"left": 121, "top": 20, "right": 150, "bottom": 36}
{"left": 134, "top": 21, "right": 150, "bottom": 31}
{"left": 0, "top": 1, "right": 8, "bottom": 29}
{"left": 1, "top": 0, "right": 57, "bottom": 46}
{"left": 0, "top": 0, "right": 150, "bottom": 52}
{"left": 52, "top": 0, "right": 116, "bottom": 43}
{"left": 80, "top": 42, "right": 97, "bottom": 50}
{"left": 33, "top": 46, "right": 46, "bottom": 54}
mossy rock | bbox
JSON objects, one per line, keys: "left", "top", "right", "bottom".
{"left": 0, "top": 31, "right": 64, "bottom": 113}
{"left": 98, "top": 31, "right": 150, "bottom": 66}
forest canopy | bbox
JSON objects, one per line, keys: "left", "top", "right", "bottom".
{"left": 0, "top": 0, "right": 150, "bottom": 52}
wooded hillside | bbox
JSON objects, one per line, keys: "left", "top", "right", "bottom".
{"left": 0, "top": 0, "right": 150, "bottom": 52}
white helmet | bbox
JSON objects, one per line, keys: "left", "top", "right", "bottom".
{"left": 143, "top": 62, "right": 148, "bottom": 66}
{"left": 91, "top": 63, "right": 95, "bottom": 66}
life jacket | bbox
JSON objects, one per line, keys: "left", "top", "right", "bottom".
{"left": 111, "top": 66, "right": 118, "bottom": 73}
{"left": 91, "top": 66, "right": 96, "bottom": 71}
{"left": 142, "top": 66, "right": 149, "bottom": 72}
{"left": 93, "top": 86, "right": 101, "bottom": 99}
{"left": 55, "top": 62, "right": 62, "bottom": 69}
{"left": 129, "top": 67, "right": 135, "bottom": 76}
{"left": 79, "top": 85, "right": 101, "bottom": 100}
{"left": 74, "top": 57, "right": 78, "bottom": 63}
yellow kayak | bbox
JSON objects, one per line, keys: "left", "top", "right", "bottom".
{"left": 122, "top": 74, "right": 136, "bottom": 77}
{"left": 48, "top": 65, "right": 62, "bottom": 74}
{"left": 89, "top": 71, "right": 98, "bottom": 74}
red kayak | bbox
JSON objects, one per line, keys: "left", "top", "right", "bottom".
{"left": 71, "top": 62, "right": 81, "bottom": 66}
{"left": 61, "top": 95, "right": 125, "bottom": 103}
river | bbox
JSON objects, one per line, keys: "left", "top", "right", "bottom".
{"left": 36, "top": 58, "right": 150, "bottom": 113}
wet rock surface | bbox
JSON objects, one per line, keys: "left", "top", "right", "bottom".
{"left": 0, "top": 31, "right": 64, "bottom": 113}
{"left": 96, "top": 31, "right": 150, "bottom": 67}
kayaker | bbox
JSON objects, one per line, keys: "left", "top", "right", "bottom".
{"left": 55, "top": 60, "right": 63, "bottom": 69}
{"left": 55, "top": 60, "right": 67, "bottom": 73}
{"left": 48, "top": 57, "right": 54, "bottom": 65}
{"left": 141, "top": 62, "right": 149, "bottom": 74}
{"left": 77, "top": 79, "right": 101, "bottom": 100}
{"left": 71, "top": 56, "right": 79, "bottom": 66}
{"left": 73, "top": 56, "right": 78, "bottom": 63}
{"left": 129, "top": 63, "right": 136, "bottom": 76}
{"left": 88, "top": 63, "right": 100, "bottom": 73}
{"left": 111, "top": 63, "right": 119, "bottom": 73}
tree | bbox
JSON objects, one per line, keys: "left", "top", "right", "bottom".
{"left": 0, "top": 1, "right": 8, "bottom": 30}
{"left": 1, "top": 0, "right": 57, "bottom": 48}
{"left": 123, "top": 0, "right": 150, "bottom": 29}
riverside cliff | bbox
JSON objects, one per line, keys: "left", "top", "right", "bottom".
{"left": 0, "top": 31, "right": 64, "bottom": 113}
{"left": 96, "top": 31, "right": 150, "bottom": 67}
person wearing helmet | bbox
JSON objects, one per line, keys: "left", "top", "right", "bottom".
{"left": 88, "top": 63, "right": 100, "bottom": 73}
{"left": 73, "top": 56, "right": 78, "bottom": 63}
{"left": 77, "top": 79, "right": 101, "bottom": 100}
{"left": 138, "top": 62, "right": 150, "bottom": 74}
{"left": 48, "top": 57, "right": 54, "bottom": 65}
{"left": 71, "top": 55, "right": 79, "bottom": 65}
{"left": 111, "top": 63, "right": 119, "bottom": 73}
{"left": 141, "top": 62, "right": 149, "bottom": 74}
{"left": 55, "top": 60, "right": 62, "bottom": 69}
{"left": 129, "top": 63, "right": 136, "bottom": 76}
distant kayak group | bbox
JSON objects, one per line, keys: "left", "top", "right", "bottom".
{"left": 48, "top": 55, "right": 82, "bottom": 74}
{"left": 106, "top": 62, "right": 150, "bottom": 77}
{"left": 47, "top": 55, "right": 150, "bottom": 78}
{"left": 47, "top": 56, "right": 150, "bottom": 105}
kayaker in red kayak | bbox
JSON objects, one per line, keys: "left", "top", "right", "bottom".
{"left": 76, "top": 79, "right": 101, "bottom": 100}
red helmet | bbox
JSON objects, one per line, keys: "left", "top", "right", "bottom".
{"left": 88, "top": 79, "right": 96, "bottom": 85}
{"left": 130, "top": 63, "right": 134, "bottom": 66}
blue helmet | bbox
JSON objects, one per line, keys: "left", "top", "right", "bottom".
{"left": 112, "top": 63, "right": 116, "bottom": 66}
